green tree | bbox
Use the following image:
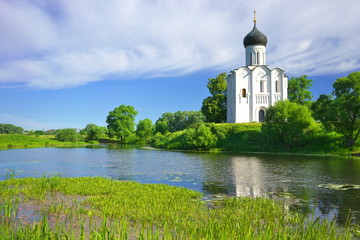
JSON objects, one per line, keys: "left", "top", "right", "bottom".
{"left": 155, "top": 111, "right": 205, "bottom": 132}
{"left": 312, "top": 72, "right": 360, "bottom": 149}
{"left": 82, "top": 124, "right": 107, "bottom": 141}
{"left": 154, "top": 120, "right": 169, "bottom": 134}
{"left": 262, "top": 100, "right": 318, "bottom": 151}
{"left": 184, "top": 124, "right": 217, "bottom": 150}
{"left": 0, "top": 123, "right": 24, "bottom": 134}
{"left": 106, "top": 105, "right": 138, "bottom": 141}
{"left": 55, "top": 128, "right": 83, "bottom": 142}
{"left": 201, "top": 94, "right": 227, "bottom": 123}
{"left": 136, "top": 118, "right": 154, "bottom": 140}
{"left": 288, "top": 75, "right": 313, "bottom": 105}
{"left": 201, "top": 72, "right": 227, "bottom": 123}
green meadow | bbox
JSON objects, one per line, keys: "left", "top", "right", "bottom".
{"left": 0, "top": 134, "right": 88, "bottom": 149}
{"left": 0, "top": 177, "right": 358, "bottom": 239}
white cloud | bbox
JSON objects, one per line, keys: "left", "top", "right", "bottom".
{"left": 0, "top": 0, "right": 359, "bottom": 89}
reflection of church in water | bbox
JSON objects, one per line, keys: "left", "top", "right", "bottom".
{"left": 227, "top": 12, "right": 288, "bottom": 123}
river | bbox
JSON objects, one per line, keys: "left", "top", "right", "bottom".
{"left": 1, "top": 146, "right": 359, "bottom": 224}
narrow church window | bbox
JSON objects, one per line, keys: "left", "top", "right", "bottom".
{"left": 242, "top": 88, "right": 246, "bottom": 98}
{"left": 260, "top": 80, "right": 264, "bottom": 92}
{"left": 257, "top": 52, "right": 261, "bottom": 64}
{"left": 275, "top": 80, "right": 280, "bottom": 92}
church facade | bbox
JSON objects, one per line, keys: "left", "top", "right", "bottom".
{"left": 227, "top": 17, "right": 288, "bottom": 123}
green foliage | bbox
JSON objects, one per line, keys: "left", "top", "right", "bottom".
{"left": 201, "top": 94, "right": 227, "bottom": 123}
{"left": 136, "top": 118, "right": 154, "bottom": 140}
{"left": 288, "top": 75, "right": 313, "bottom": 105}
{"left": 183, "top": 124, "right": 217, "bottom": 150}
{"left": 262, "top": 101, "right": 319, "bottom": 151}
{"left": 55, "top": 129, "right": 83, "bottom": 142}
{"left": 0, "top": 134, "right": 87, "bottom": 149}
{"left": 155, "top": 111, "right": 205, "bottom": 133}
{"left": 106, "top": 105, "right": 138, "bottom": 141}
{"left": 0, "top": 177, "right": 354, "bottom": 239}
{"left": 81, "top": 124, "right": 107, "bottom": 141}
{"left": 201, "top": 72, "right": 227, "bottom": 123}
{"left": 207, "top": 72, "right": 227, "bottom": 95}
{"left": 312, "top": 72, "right": 360, "bottom": 149}
{"left": 0, "top": 123, "right": 24, "bottom": 134}
{"left": 154, "top": 120, "right": 169, "bottom": 134}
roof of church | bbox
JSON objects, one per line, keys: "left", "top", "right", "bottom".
{"left": 243, "top": 22, "right": 268, "bottom": 47}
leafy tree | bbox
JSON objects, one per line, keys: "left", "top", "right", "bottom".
{"left": 154, "top": 120, "right": 169, "bottom": 134}
{"left": 0, "top": 123, "right": 24, "bottom": 134}
{"left": 106, "top": 105, "right": 138, "bottom": 141}
{"left": 136, "top": 118, "right": 154, "bottom": 140}
{"left": 55, "top": 128, "right": 83, "bottom": 142}
{"left": 155, "top": 111, "right": 205, "bottom": 132}
{"left": 201, "top": 94, "right": 227, "bottom": 123}
{"left": 312, "top": 71, "right": 360, "bottom": 149}
{"left": 262, "top": 100, "right": 318, "bottom": 151}
{"left": 201, "top": 72, "right": 227, "bottom": 123}
{"left": 184, "top": 124, "right": 217, "bottom": 150}
{"left": 288, "top": 75, "right": 313, "bottom": 105}
{"left": 82, "top": 124, "right": 107, "bottom": 141}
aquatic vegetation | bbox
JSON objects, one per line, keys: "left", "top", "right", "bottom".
{"left": 0, "top": 177, "right": 357, "bottom": 239}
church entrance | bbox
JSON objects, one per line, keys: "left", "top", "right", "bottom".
{"left": 259, "top": 110, "right": 265, "bottom": 122}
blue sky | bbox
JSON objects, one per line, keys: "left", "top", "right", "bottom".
{"left": 0, "top": 0, "right": 359, "bottom": 130}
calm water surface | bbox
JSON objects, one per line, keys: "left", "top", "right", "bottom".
{"left": 1, "top": 146, "right": 359, "bottom": 224}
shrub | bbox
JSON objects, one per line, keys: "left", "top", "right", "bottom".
{"left": 184, "top": 124, "right": 217, "bottom": 150}
{"left": 55, "top": 129, "right": 83, "bottom": 142}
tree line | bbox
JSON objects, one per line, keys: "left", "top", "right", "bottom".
{"left": 1, "top": 71, "right": 359, "bottom": 152}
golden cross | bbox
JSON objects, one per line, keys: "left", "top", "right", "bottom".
{"left": 254, "top": 10, "right": 257, "bottom": 23}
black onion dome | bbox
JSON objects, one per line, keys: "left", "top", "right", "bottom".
{"left": 243, "top": 23, "right": 267, "bottom": 47}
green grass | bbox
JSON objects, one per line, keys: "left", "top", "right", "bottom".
{"left": 0, "top": 134, "right": 90, "bottom": 149}
{"left": 0, "top": 177, "right": 358, "bottom": 239}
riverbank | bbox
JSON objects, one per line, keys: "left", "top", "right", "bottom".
{"left": 151, "top": 122, "right": 359, "bottom": 155}
{"left": 0, "top": 134, "right": 94, "bottom": 149}
{"left": 0, "top": 176, "right": 358, "bottom": 239}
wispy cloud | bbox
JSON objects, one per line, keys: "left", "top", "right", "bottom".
{"left": 0, "top": 0, "right": 359, "bottom": 89}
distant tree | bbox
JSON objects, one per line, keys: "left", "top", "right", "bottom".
{"left": 0, "top": 123, "right": 24, "bottom": 134}
{"left": 55, "top": 128, "right": 83, "bottom": 142}
{"left": 201, "top": 72, "right": 227, "bottom": 123}
{"left": 82, "top": 124, "right": 107, "bottom": 141}
{"left": 106, "top": 105, "right": 138, "bottom": 141}
{"left": 262, "top": 100, "right": 318, "bottom": 151}
{"left": 136, "top": 118, "right": 154, "bottom": 140}
{"left": 155, "top": 111, "right": 205, "bottom": 133}
{"left": 312, "top": 71, "right": 360, "bottom": 149}
{"left": 154, "top": 120, "right": 169, "bottom": 134}
{"left": 288, "top": 75, "right": 313, "bottom": 105}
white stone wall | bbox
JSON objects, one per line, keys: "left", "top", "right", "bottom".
{"left": 245, "top": 45, "right": 266, "bottom": 66}
{"left": 227, "top": 65, "right": 288, "bottom": 123}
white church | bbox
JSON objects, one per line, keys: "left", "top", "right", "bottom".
{"left": 227, "top": 14, "right": 288, "bottom": 123}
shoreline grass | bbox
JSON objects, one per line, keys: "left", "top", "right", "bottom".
{"left": 0, "top": 177, "right": 358, "bottom": 239}
{"left": 0, "top": 134, "right": 93, "bottom": 149}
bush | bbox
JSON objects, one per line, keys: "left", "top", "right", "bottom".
{"left": 55, "top": 129, "right": 83, "bottom": 142}
{"left": 184, "top": 124, "right": 217, "bottom": 150}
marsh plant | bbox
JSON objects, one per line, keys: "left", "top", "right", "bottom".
{"left": 0, "top": 177, "right": 358, "bottom": 239}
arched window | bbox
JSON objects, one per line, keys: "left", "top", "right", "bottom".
{"left": 275, "top": 80, "right": 280, "bottom": 92}
{"left": 259, "top": 110, "right": 265, "bottom": 122}
{"left": 260, "top": 80, "right": 264, "bottom": 93}
{"left": 242, "top": 88, "right": 246, "bottom": 98}
{"left": 257, "top": 51, "right": 261, "bottom": 64}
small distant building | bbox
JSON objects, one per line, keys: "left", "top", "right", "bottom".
{"left": 227, "top": 13, "right": 288, "bottom": 123}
